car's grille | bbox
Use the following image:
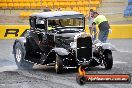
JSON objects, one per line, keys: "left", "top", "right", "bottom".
{"left": 77, "top": 36, "right": 92, "bottom": 62}
{"left": 55, "top": 37, "right": 74, "bottom": 48}
{"left": 64, "top": 38, "right": 74, "bottom": 44}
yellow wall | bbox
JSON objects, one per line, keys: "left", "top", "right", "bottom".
{"left": 85, "top": 24, "right": 132, "bottom": 39}
{"left": 108, "top": 24, "right": 132, "bottom": 39}
{"left": 0, "top": 25, "right": 30, "bottom": 39}
{"left": 0, "top": 24, "right": 132, "bottom": 39}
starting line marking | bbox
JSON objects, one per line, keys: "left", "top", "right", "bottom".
{"left": 113, "top": 61, "right": 128, "bottom": 64}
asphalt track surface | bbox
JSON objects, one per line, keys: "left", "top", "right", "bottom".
{"left": 0, "top": 39, "right": 132, "bottom": 88}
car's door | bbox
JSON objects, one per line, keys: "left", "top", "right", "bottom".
{"left": 29, "top": 16, "right": 39, "bottom": 45}
{"left": 27, "top": 17, "right": 49, "bottom": 63}
{"left": 29, "top": 17, "right": 47, "bottom": 50}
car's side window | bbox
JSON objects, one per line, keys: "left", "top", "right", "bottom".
{"left": 36, "top": 18, "right": 45, "bottom": 31}
{"left": 30, "top": 17, "right": 36, "bottom": 30}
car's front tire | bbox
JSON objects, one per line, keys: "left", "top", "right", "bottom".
{"left": 14, "top": 42, "right": 33, "bottom": 69}
{"left": 55, "top": 54, "right": 63, "bottom": 74}
{"left": 103, "top": 50, "right": 113, "bottom": 70}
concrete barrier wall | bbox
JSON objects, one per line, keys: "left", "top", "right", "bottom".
{"left": 0, "top": 24, "right": 132, "bottom": 39}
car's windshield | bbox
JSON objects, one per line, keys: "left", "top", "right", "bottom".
{"left": 48, "top": 18, "right": 84, "bottom": 29}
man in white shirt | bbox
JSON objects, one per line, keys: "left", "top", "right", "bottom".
{"left": 87, "top": 9, "right": 97, "bottom": 41}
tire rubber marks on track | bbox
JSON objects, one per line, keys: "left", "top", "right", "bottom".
{"left": 0, "top": 60, "right": 128, "bottom": 72}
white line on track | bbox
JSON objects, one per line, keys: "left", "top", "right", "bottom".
{"left": 117, "top": 49, "right": 132, "bottom": 53}
{"left": 113, "top": 61, "right": 128, "bottom": 64}
{"left": 0, "top": 65, "right": 17, "bottom": 72}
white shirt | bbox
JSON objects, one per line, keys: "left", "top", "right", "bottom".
{"left": 88, "top": 17, "right": 94, "bottom": 27}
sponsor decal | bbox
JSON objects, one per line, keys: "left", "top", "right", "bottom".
{"left": 76, "top": 66, "right": 131, "bottom": 85}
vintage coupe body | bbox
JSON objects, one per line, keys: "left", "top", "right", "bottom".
{"left": 13, "top": 11, "right": 116, "bottom": 74}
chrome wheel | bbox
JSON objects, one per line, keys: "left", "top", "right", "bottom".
{"left": 14, "top": 42, "right": 33, "bottom": 69}
{"left": 15, "top": 48, "right": 22, "bottom": 63}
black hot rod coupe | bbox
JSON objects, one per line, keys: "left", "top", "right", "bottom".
{"left": 13, "top": 11, "right": 116, "bottom": 74}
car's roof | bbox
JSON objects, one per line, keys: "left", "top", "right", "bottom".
{"left": 31, "top": 11, "right": 84, "bottom": 19}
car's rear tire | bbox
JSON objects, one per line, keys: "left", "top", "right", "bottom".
{"left": 14, "top": 42, "right": 33, "bottom": 69}
{"left": 55, "top": 54, "right": 63, "bottom": 74}
{"left": 103, "top": 50, "right": 113, "bottom": 70}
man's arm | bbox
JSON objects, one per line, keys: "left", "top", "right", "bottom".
{"left": 91, "top": 22, "right": 96, "bottom": 31}
{"left": 85, "top": 14, "right": 92, "bottom": 20}
{"left": 91, "top": 16, "right": 98, "bottom": 31}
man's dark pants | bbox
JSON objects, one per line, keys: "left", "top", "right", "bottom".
{"left": 98, "top": 29, "right": 109, "bottom": 43}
